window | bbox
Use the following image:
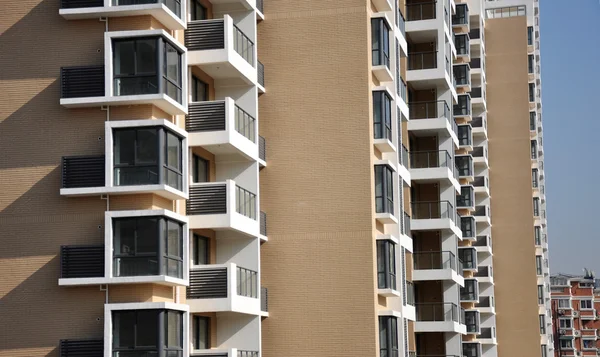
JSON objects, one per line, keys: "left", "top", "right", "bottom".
{"left": 534, "top": 226, "right": 541, "bottom": 245}
{"left": 557, "top": 299, "right": 571, "bottom": 308}
{"left": 559, "top": 339, "right": 573, "bottom": 349}
{"left": 193, "top": 315, "right": 210, "bottom": 349}
{"left": 527, "top": 26, "right": 534, "bottom": 46}
{"left": 191, "top": 76, "right": 208, "bottom": 102}
{"left": 460, "top": 216, "right": 475, "bottom": 238}
{"left": 193, "top": 234, "right": 209, "bottom": 265}
{"left": 530, "top": 112, "right": 536, "bottom": 130}
{"left": 583, "top": 339, "right": 595, "bottom": 349}
{"left": 532, "top": 169, "right": 539, "bottom": 188}
{"left": 581, "top": 300, "right": 593, "bottom": 309}
{"left": 537, "top": 285, "right": 544, "bottom": 304}
{"left": 528, "top": 54, "right": 534, "bottom": 74}
{"left": 463, "top": 343, "right": 479, "bottom": 357}
{"left": 113, "top": 309, "right": 183, "bottom": 357}
{"left": 454, "top": 94, "right": 471, "bottom": 116}
{"left": 539, "top": 314, "right": 546, "bottom": 334}
{"left": 533, "top": 198, "right": 540, "bottom": 216}
{"left": 379, "top": 316, "right": 399, "bottom": 357}
{"left": 461, "top": 279, "right": 478, "bottom": 301}
{"left": 540, "top": 345, "right": 547, "bottom": 357}
{"left": 113, "top": 36, "right": 183, "bottom": 103}
{"left": 377, "top": 240, "right": 397, "bottom": 290}
{"left": 456, "top": 155, "right": 473, "bottom": 177}
{"left": 455, "top": 34, "right": 469, "bottom": 55}
{"left": 114, "top": 126, "right": 183, "bottom": 190}
{"left": 459, "top": 248, "right": 476, "bottom": 270}
{"left": 373, "top": 91, "right": 392, "bottom": 141}
{"left": 457, "top": 186, "right": 474, "bottom": 208}
{"left": 464, "top": 310, "right": 479, "bottom": 333}
{"left": 113, "top": 216, "right": 184, "bottom": 278}
{"left": 529, "top": 83, "right": 535, "bottom": 102}
{"left": 486, "top": 5, "right": 526, "bottom": 18}
{"left": 371, "top": 19, "right": 390, "bottom": 68}
{"left": 454, "top": 64, "right": 470, "bottom": 86}
{"left": 113, "top": 0, "right": 181, "bottom": 18}
{"left": 452, "top": 4, "right": 468, "bottom": 25}
{"left": 375, "top": 165, "right": 394, "bottom": 215}
{"left": 531, "top": 140, "right": 537, "bottom": 159}
{"left": 536, "top": 256, "right": 543, "bottom": 275}
{"left": 559, "top": 318, "right": 572, "bottom": 329}
{"left": 457, "top": 124, "right": 472, "bottom": 146}
{"left": 192, "top": 154, "right": 209, "bottom": 183}
{"left": 190, "top": 0, "right": 207, "bottom": 21}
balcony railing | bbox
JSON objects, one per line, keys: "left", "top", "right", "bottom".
{"left": 185, "top": 20, "right": 226, "bottom": 51}
{"left": 406, "top": 1, "right": 436, "bottom": 21}
{"left": 187, "top": 266, "right": 228, "bottom": 299}
{"left": 473, "top": 235, "right": 491, "bottom": 247}
{"left": 398, "top": 10, "right": 406, "bottom": 36}
{"left": 187, "top": 183, "right": 227, "bottom": 215}
{"left": 402, "top": 211, "right": 411, "bottom": 236}
{"left": 257, "top": 60, "right": 265, "bottom": 87}
{"left": 470, "top": 58, "right": 481, "bottom": 69}
{"left": 59, "top": 339, "right": 103, "bottom": 357}
{"left": 411, "top": 201, "right": 456, "bottom": 222}
{"left": 475, "top": 296, "right": 494, "bottom": 308}
{"left": 237, "top": 266, "right": 258, "bottom": 298}
{"left": 474, "top": 266, "right": 492, "bottom": 278}
{"left": 236, "top": 185, "right": 257, "bottom": 220}
{"left": 61, "top": 155, "right": 105, "bottom": 188}
{"left": 473, "top": 176, "right": 487, "bottom": 188}
{"left": 238, "top": 351, "right": 259, "bottom": 357}
{"left": 234, "top": 105, "right": 257, "bottom": 142}
{"left": 409, "top": 100, "right": 450, "bottom": 121}
{"left": 60, "top": 66, "right": 105, "bottom": 99}
{"left": 261, "top": 286, "right": 268, "bottom": 312}
{"left": 414, "top": 251, "right": 456, "bottom": 271}
{"left": 233, "top": 24, "right": 254, "bottom": 65}
{"left": 256, "top": 0, "right": 263, "bottom": 13}
{"left": 260, "top": 211, "right": 267, "bottom": 236}
{"left": 474, "top": 205, "right": 489, "bottom": 217}
{"left": 469, "top": 28, "right": 480, "bottom": 39}
{"left": 471, "top": 87, "right": 482, "bottom": 98}
{"left": 472, "top": 146, "right": 486, "bottom": 158}
{"left": 60, "top": 245, "right": 105, "bottom": 278}
{"left": 408, "top": 51, "right": 437, "bottom": 70}
{"left": 400, "top": 144, "right": 410, "bottom": 169}
{"left": 410, "top": 150, "right": 452, "bottom": 169}
{"left": 471, "top": 116, "right": 485, "bottom": 128}
{"left": 186, "top": 101, "right": 226, "bottom": 132}
{"left": 415, "top": 302, "right": 459, "bottom": 322}
{"left": 259, "top": 135, "right": 266, "bottom": 162}
{"left": 477, "top": 327, "right": 494, "bottom": 339}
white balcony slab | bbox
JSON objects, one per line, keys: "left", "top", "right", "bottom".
{"left": 415, "top": 320, "right": 467, "bottom": 334}
{"left": 408, "top": 117, "right": 459, "bottom": 147}
{"left": 61, "top": 184, "right": 188, "bottom": 201}
{"left": 410, "top": 167, "right": 461, "bottom": 193}
{"left": 413, "top": 268, "right": 464, "bottom": 286}
{"left": 60, "top": 93, "right": 187, "bottom": 116}
{"left": 411, "top": 217, "right": 462, "bottom": 238}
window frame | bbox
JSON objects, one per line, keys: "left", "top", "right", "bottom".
{"left": 455, "top": 155, "right": 473, "bottom": 177}
{"left": 539, "top": 314, "right": 546, "bottom": 334}
{"left": 454, "top": 94, "right": 471, "bottom": 116}
{"left": 559, "top": 339, "right": 573, "bottom": 349}
{"left": 379, "top": 316, "right": 399, "bottom": 357}
{"left": 537, "top": 285, "right": 544, "bottom": 305}
{"left": 533, "top": 197, "right": 540, "bottom": 216}
{"left": 556, "top": 299, "right": 571, "bottom": 308}
{"left": 536, "top": 255, "right": 543, "bottom": 275}
{"left": 461, "top": 279, "right": 478, "bottom": 301}
{"left": 371, "top": 18, "right": 391, "bottom": 68}
{"left": 531, "top": 140, "right": 537, "bottom": 159}
{"left": 457, "top": 186, "right": 474, "bottom": 208}
{"left": 529, "top": 83, "right": 535, "bottom": 102}
{"left": 581, "top": 299, "right": 593, "bottom": 310}
{"left": 455, "top": 34, "right": 469, "bottom": 55}
{"left": 191, "top": 75, "right": 209, "bottom": 102}
{"left": 377, "top": 240, "right": 397, "bottom": 291}
{"left": 193, "top": 234, "right": 210, "bottom": 266}
{"left": 534, "top": 226, "right": 542, "bottom": 245}
{"left": 527, "top": 26, "right": 534, "bottom": 46}
{"left": 530, "top": 112, "right": 536, "bottom": 130}
{"left": 454, "top": 64, "right": 470, "bottom": 86}
{"left": 375, "top": 165, "right": 395, "bottom": 215}
{"left": 558, "top": 318, "right": 573, "bottom": 329}
{"left": 190, "top": 0, "right": 207, "bottom": 21}
{"left": 193, "top": 315, "right": 210, "bottom": 350}
{"left": 459, "top": 248, "right": 476, "bottom": 270}
{"left": 373, "top": 90, "right": 393, "bottom": 141}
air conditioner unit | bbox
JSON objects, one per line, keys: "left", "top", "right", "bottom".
{"left": 573, "top": 311, "right": 580, "bottom": 317}
{"left": 574, "top": 330, "right": 581, "bottom": 337}
{"left": 559, "top": 329, "right": 566, "bottom": 335}
{"left": 559, "top": 309, "right": 565, "bottom": 315}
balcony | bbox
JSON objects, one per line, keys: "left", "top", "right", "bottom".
{"left": 414, "top": 302, "right": 466, "bottom": 334}
{"left": 186, "top": 16, "right": 257, "bottom": 86}
{"left": 408, "top": 101, "right": 458, "bottom": 144}
{"left": 471, "top": 116, "right": 487, "bottom": 138}
{"left": 474, "top": 266, "right": 493, "bottom": 284}
{"left": 473, "top": 176, "right": 489, "bottom": 196}
{"left": 187, "top": 99, "right": 258, "bottom": 161}
{"left": 474, "top": 205, "right": 491, "bottom": 226}
{"left": 473, "top": 235, "right": 492, "bottom": 254}
{"left": 411, "top": 201, "right": 462, "bottom": 237}
{"left": 454, "top": 94, "right": 472, "bottom": 121}
{"left": 406, "top": 1, "right": 436, "bottom": 22}
{"left": 407, "top": 50, "right": 453, "bottom": 89}
{"left": 457, "top": 124, "right": 473, "bottom": 151}
{"left": 476, "top": 327, "right": 497, "bottom": 344}
{"left": 461, "top": 279, "right": 479, "bottom": 303}
{"left": 460, "top": 216, "right": 476, "bottom": 240}
{"left": 409, "top": 150, "right": 459, "bottom": 189}
{"left": 59, "top": 0, "right": 185, "bottom": 30}
{"left": 457, "top": 186, "right": 475, "bottom": 211}
{"left": 187, "top": 180, "right": 259, "bottom": 237}
{"left": 452, "top": 3, "right": 470, "bottom": 33}
{"left": 456, "top": 155, "right": 474, "bottom": 182}
{"left": 472, "top": 146, "right": 488, "bottom": 167}
{"left": 454, "top": 64, "right": 471, "bottom": 92}
{"left": 475, "top": 296, "right": 495, "bottom": 314}
{"left": 455, "top": 34, "right": 470, "bottom": 61}
{"left": 413, "top": 251, "right": 463, "bottom": 284}
{"left": 398, "top": 144, "right": 411, "bottom": 183}
{"left": 187, "top": 263, "right": 261, "bottom": 315}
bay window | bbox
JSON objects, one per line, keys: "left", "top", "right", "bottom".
{"left": 373, "top": 91, "right": 393, "bottom": 141}
{"left": 379, "top": 316, "right": 399, "bottom": 357}
{"left": 375, "top": 165, "right": 395, "bottom": 215}
{"left": 377, "top": 240, "right": 397, "bottom": 290}
{"left": 372, "top": 18, "right": 390, "bottom": 68}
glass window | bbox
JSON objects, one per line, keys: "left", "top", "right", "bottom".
{"left": 536, "top": 256, "right": 543, "bottom": 275}
{"left": 464, "top": 311, "right": 479, "bottom": 333}
{"left": 190, "top": 0, "right": 207, "bottom": 21}
{"left": 533, "top": 198, "right": 540, "bottom": 216}
{"left": 557, "top": 299, "right": 570, "bottom": 308}
{"left": 532, "top": 169, "right": 539, "bottom": 188}
{"left": 528, "top": 26, "right": 534, "bottom": 45}
{"left": 528, "top": 54, "right": 534, "bottom": 73}
{"left": 459, "top": 248, "right": 476, "bottom": 270}
{"left": 529, "top": 83, "right": 535, "bottom": 102}
{"left": 113, "top": 310, "right": 183, "bottom": 356}
{"left": 457, "top": 125, "right": 472, "bottom": 146}
{"left": 460, "top": 217, "right": 474, "bottom": 239}
{"left": 113, "top": 216, "right": 184, "bottom": 278}
{"left": 530, "top": 112, "right": 536, "bottom": 130}
{"left": 193, "top": 315, "right": 210, "bottom": 350}
{"left": 192, "top": 154, "right": 209, "bottom": 183}
{"left": 373, "top": 91, "right": 392, "bottom": 141}
{"left": 165, "top": 131, "right": 182, "bottom": 189}
{"left": 463, "top": 343, "right": 479, "bottom": 357}
{"left": 377, "top": 240, "right": 396, "bottom": 290}
{"left": 193, "top": 234, "right": 210, "bottom": 265}
{"left": 539, "top": 314, "right": 546, "bottom": 334}
{"left": 379, "top": 316, "right": 399, "bottom": 357}
{"left": 457, "top": 186, "right": 473, "bottom": 207}
{"left": 456, "top": 156, "right": 473, "bottom": 177}
{"left": 454, "top": 64, "right": 469, "bottom": 86}
{"left": 531, "top": 140, "right": 537, "bottom": 159}
{"left": 537, "top": 285, "right": 544, "bottom": 304}
{"left": 375, "top": 165, "right": 394, "bottom": 215}
{"left": 455, "top": 34, "right": 469, "bottom": 55}
{"left": 164, "top": 41, "right": 182, "bottom": 102}
{"left": 534, "top": 226, "right": 541, "bottom": 245}
{"left": 461, "top": 279, "right": 478, "bottom": 301}
{"left": 371, "top": 18, "right": 390, "bottom": 68}
{"left": 192, "top": 76, "right": 208, "bottom": 102}
{"left": 583, "top": 340, "right": 595, "bottom": 349}
{"left": 559, "top": 318, "right": 572, "bottom": 329}
{"left": 560, "top": 339, "right": 573, "bottom": 349}
{"left": 581, "top": 300, "right": 593, "bottom": 309}
{"left": 454, "top": 94, "right": 471, "bottom": 116}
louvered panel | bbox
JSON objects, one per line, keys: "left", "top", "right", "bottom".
{"left": 257, "top": 60, "right": 264, "bottom": 87}
{"left": 62, "top": 156, "right": 105, "bottom": 188}
{"left": 61, "top": 245, "right": 105, "bottom": 278}
{"left": 59, "top": 339, "right": 103, "bottom": 357}
{"left": 60, "top": 0, "right": 103, "bottom": 8}
{"left": 258, "top": 136, "right": 265, "bottom": 161}
{"left": 61, "top": 66, "right": 105, "bottom": 98}
{"left": 186, "top": 102, "right": 226, "bottom": 132}
{"left": 187, "top": 268, "right": 228, "bottom": 299}
{"left": 186, "top": 185, "right": 227, "bottom": 215}
{"left": 185, "top": 21, "right": 225, "bottom": 51}
{"left": 260, "top": 211, "right": 267, "bottom": 236}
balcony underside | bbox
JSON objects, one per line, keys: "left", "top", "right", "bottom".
{"left": 414, "top": 321, "right": 467, "bottom": 334}
{"left": 60, "top": 94, "right": 186, "bottom": 116}
{"left": 411, "top": 218, "right": 462, "bottom": 238}
{"left": 59, "top": 4, "right": 185, "bottom": 30}
{"left": 413, "top": 268, "right": 464, "bottom": 286}
{"left": 60, "top": 184, "right": 187, "bottom": 201}
{"left": 188, "top": 49, "right": 257, "bottom": 86}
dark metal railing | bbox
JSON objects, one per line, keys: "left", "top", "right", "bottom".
{"left": 399, "top": 78, "right": 408, "bottom": 102}
{"left": 185, "top": 20, "right": 225, "bottom": 51}
{"left": 233, "top": 24, "right": 254, "bottom": 65}
{"left": 187, "top": 183, "right": 227, "bottom": 215}
{"left": 60, "top": 0, "right": 103, "bottom": 8}
{"left": 413, "top": 251, "right": 456, "bottom": 271}
{"left": 409, "top": 100, "right": 450, "bottom": 120}
{"left": 236, "top": 185, "right": 257, "bottom": 220}
{"left": 261, "top": 286, "right": 268, "bottom": 312}
{"left": 410, "top": 150, "right": 452, "bottom": 169}
{"left": 476, "top": 296, "right": 494, "bottom": 308}
{"left": 411, "top": 201, "right": 455, "bottom": 222}
{"left": 235, "top": 105, "right": 256, "bottom": 142}
{"left": 472, "top": 146, "right": 485, "bottom": 157}
{"left": 259, "top": 135, "right": 266, "bottom": 162}
{"left": 60, "top": 245, "right": 105, "bottom": 279}
{"left": 256, "top": 0, "right": 263, "bottom": 13}
{"left": 400, "top": 144, "right": 410, "bottom": 169}
{"left": 473, "top": 235, "right": 490, "bottom": 247}
{"left": 237, "top": 266, "right": 258, "bottom": 298}
{"left": 260, "top": 211, "right": 267, "bottom": 236}
{"left": 60, "top": 339, "right": 103, "bottom": 357}
{"left": 186, "top": 101, "right": 226, "bottom": 132}
{"left": 471, "top": 116, "right": 483, "bottom": 128}
{"left": 474, "top": 205, "right": 488, "bottom": 217}
{"left": 60, "top": 66, "right": 105, "bottom": 99}
{"left": 477, "top": 327, "right": 494, "bottom": 339}
{"left": 61, "top": 155, "right": 105, "bottom": 189}
{"left": 408, "top": 51, "right": 437, "bottom": 70}
{"left": 469, "top": 28, "right": 481, "bottom": 39}
{"left": 257, "top": 60, "right": 265, "bottom": 87}
{"left": 470, "top": 58, "right": 481, "bottom": 69}
{"left": 471, "top": 87, "right": 482, "bottom": 98}
{"left": 238, "top": 351, "right": 259, "bottom": 357}
{"left": 187, "top": 267, "right": 228, "bottom": 299}
{"left": 473, "top": 176, "right": 486, "bottom": 187}
{"left": 475, "top": 266, "right": 492, "bottom": 277}
{"left": 415, "top": 302, "right": 459, "bottom": 322}
{"left": 406, "top": 1, "right": 437, "bottom": 21}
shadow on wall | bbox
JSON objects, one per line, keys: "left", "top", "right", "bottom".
{"left": 0, "top": 256, "right": 105, "bottom": 351}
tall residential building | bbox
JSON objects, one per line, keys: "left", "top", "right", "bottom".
{"left": 550, "top": 273, "right": 600, "bottom": 357}
{"left": 0, "top": 1, "right": 549, "bottom": 357}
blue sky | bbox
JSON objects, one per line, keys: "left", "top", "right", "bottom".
{"left": 542, "top": 0, "right": 600, "bottom": 274}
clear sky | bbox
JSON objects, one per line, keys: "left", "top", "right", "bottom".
{"left": 542, "top": 0, "right": 600, "bottom": 275}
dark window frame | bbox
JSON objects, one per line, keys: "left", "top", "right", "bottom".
{"left": 193, "top": 234, "right": 210, "bottom": 265}
{"left": 464, "top": 310, "right": 479, "bottom": 333}
{"left": 533, "top": 197, "right": 540, "bottom": 216}
{"left": 192, "top": 154, "right": 209, "bottom": 183}
{"left": 372, "top": 18, "right": 391, "bottom": 68}
{"left": 530, "top": 112, "right": 536, "bottom": 130}
{"left": 531, "top": 140, "right": 537, "bottom": 159}
{"left": 460, "top": 216, "right": 475, "bottom": 238}
{"left": 461, "top": 279, "right": 478, "bottom": 301}
{"left": 459, "top": 248, "right": 476, "bottom": 270}
{"left": 457, "top": 186, "right": 474, "bottom": 208}
{"left": 454, "top": 94, "right": 471, "bottom": 116}
{"left": 373, "top": 91, "right": 393, "bottom": 141}
{"left": 529, "top": 83, "right": 535, "bottom": 102}
{"left": 190, "top": 0, "right": 207, "bottom": 21}
{"left": 377, "top": 240, "right": 397, "bottom": 290}
{"left": 527, "top": 26, "right": 534, "bottom": 46}
{"left": 456, "top": 155, "right": 473, "bottom": 177}
{"left": 528, "top": 54, "right": 535, "bottom": 73}
{"left": 536, "top": 255, "right": 543, "bottom": 275}
{"left": 534, "top": 226, "right": 541, "bottom": 245}
{"left": 375, "top": 165, "right": 395, "bottom": 215}
{"left": 454, "top": 64, "right": 469, "bottom": 86}
{"left": 379, "top": 316, "right": 399, "bottom": 357}
{"left": 193, "top": 315, "right": 210, "bottom": 350}
{"left": 539, "top": 314, "right": 546, "bottom": 334}
{"left": 455, "top": 34, "right": 469, "bottom": 55}
{"left": 463, "top": 342, "right": 479, "bottom": 357}
{"left": 191, "top": 75, "right": 209, "bottom": 102}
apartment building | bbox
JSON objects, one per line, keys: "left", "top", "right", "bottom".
{"left": 0, "top": 0, "right": 549, "bottom": 357}
{"left": 551, "top": 273, "right": 600, "bottom": 357}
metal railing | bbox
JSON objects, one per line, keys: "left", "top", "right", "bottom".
{"left": 259, "top": 135, "right": 266, "bottom": 162}
{"left": 403, "top": 211, "right": 411, "bottom": 236}
{"left": 475, "top": 266, "right": 492, "bottom": 277}
{"left": 415, "top": 302, "right": 459, "bottom": 322}
{"left": 473, "top": 176, "right": 486, "bottom": 187}
{"left": 470, "top": 58, "right": 481, "bottom": 69}
{"left": 473, "top": 235, "right": 490, "bottom": 247}
{"left": 261, "top": 286, "right": 268, "bottom": 312}
{"left": 60, "top": 66, "right": 105, "bottom": 98}
{"left": 398, "top": 10, "right": 406, "bottom": 36}
{"left": 400, "top": 144, "right": 410, "bottom": 169}
{"left": 187, "top": 183, "right": 227, "bottom": 215}
{"left": 474, "top": 205, "right": 489, "bottom": 217}
{"left": 472, "top": 146, "right": 485, "bottom": 158}
{"left": 476, "top": 296, "right": 494, "bottom": 308}
{"left": 233, "top": 24, "right": 254, "bottom": 65}
{"left": 60, "top": 245, "right": 105, "bottom": 278}
{"left": 186, "top": 101, "right": 226, "bottom": 132}
{"left": 399, "top": 78, "right": 408, "bottom": 102}
{"left": 257, "top": 60, "right": 265, "bottom": 87}
{"left": 188, "top": 267, "right": 228, "bottom": 299}
{"left": 235, "top": 105, "right": 256, "bottom": 142}
{"left": 236, "top": 185, "right": 257, "bottom": 219}
{"left": 411, "top": 201, "right": 455, "bottom": 222}
{"left": 471, "top": 116, "right": 484, "bottom": 128}
{"left": 478, "top": 327, "right": 494, "bottom": 339}
{"left": 414, "top": 251, "right": 456, "bottom": 271}
{"left": 406, "top": 1, "right": 437, "bottom": 21}
{"left": 238, "top": 351, "right": 259, "bottom": 357}
{"left": 409, "top": 100, "right": 450, "bottom": 120}
{"left": 410, "top": 150, "right": 452, "bottom": 169}
{"left": 256, "top": 0, "right": 263, "bottom": 13}
{"left": 260, "top": 211, "right": 267, "bottom": 236}
{"left": 408, "top": 51, "right": 437, "bottom": 70}
{"left": 61, "top": 155, "right": 105, "bottom": 189}
{"left": 237, "top": 266, "right": 258, "bottom": 298}
{"left": 60, "top": 339, "right": 103, "bottom": 357}
{"left": 185, "top": 19, "right": 225, "bottom": 51}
